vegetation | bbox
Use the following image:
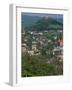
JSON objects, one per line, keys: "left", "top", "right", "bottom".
{"left": 22, "top": 53, "right": 63, "bottom": 77}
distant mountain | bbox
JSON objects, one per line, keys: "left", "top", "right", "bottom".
{"left": 21, "top": 15, "right": 41, "bottom": 27}
{"left": 21, "top": 14, "right": 63, "bottom": 32}
{"left": 22, "top": 14, "right": 63, "bottom": 26}
{"left": 23, "top": 17, "right": 63, "bottom": 31}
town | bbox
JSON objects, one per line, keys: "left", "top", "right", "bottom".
{"left": 21, "top": 13, "right": 63, "bottom": 77}
{"left": 21, "top": 29, "right": 63, "bottom": 64}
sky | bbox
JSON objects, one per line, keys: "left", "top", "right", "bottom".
{"left": 22, "top": 12, "right": 63, "bottom": 19}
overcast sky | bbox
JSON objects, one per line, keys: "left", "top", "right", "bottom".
{"left": 22, "top": 12, "right": 63, "bottom": 19}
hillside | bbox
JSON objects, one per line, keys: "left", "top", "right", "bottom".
{"left": 24, "top": 17, "right": 63, "bottom": 31}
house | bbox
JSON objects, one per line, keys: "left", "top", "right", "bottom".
{"left": 22, "top": 31, "right": 25, "bottom": 35}
{"left": 22, "top": 43, "right": 26, "bottom": 47}
{"left": 54, "top": 36, "right": 57, "bottom": 40}
{"left": 58, "top": 30, "right": 63, "bottom": 33}
{"left": 57, "top": 55, "right": 63, "bottom": 61}
{"left": 32, "top": 44, "right": 37, "bottom": 51}
{"left": 48, "top": 39, "right": 52, "bottom": 43}
{"left": 53, "top": 46, "right": 63, "bottom": 55}
{"left": 22, "top": 47, "right": 27, "bottom": 53}
{"left": 30, "top": 31, "right": 33, "bottom": 34}
{"left": 32, "top": 41, "right": 37, "bottom": 51}
{"left": 28, "top": 51, "right": 34, "bottom": 56}
{"left": 24, "top": 39, "right": 27, "bottom": 42}
{"left": 38, "top": 32, "right": 43, "bottom": 35}
{"left": 44, "top": 30, "right": 48, "bottom": 33}
{"left": 58, "top": 39, "right": 63, "bottom": 47}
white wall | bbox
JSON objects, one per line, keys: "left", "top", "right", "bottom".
{"left": 0, "top": 0, "right": 72, "bottom": 89}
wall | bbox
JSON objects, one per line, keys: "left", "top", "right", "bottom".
{"left": 0, "top": 0, "right": 72, "bottom": 89}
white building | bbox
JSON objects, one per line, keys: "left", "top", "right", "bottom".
{"left": 28, "top": 51, "right": 34, "bottom": 56}
{"left": 32, "top": 45, "right": 37, "bottom": 51}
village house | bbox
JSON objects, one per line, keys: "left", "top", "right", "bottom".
{"left": 53, "top": 46, "right": 63, "bottom": 55}
{"left": 32, "top": 41, "right": 37, "bottom": 51}
{"left": 53, "top": 46, "right": 63, "bottom": 61}
{"left": 22, "top": 43, "right": 27, "bottom": 52}
{"left": 38, "top": 32, "right": 43, "bottom": 35}
{"left": 22, "top": 43, "right": 26, "bottom": 47}
{"left": 28, "top": 51, "right": 34, "bottom": 56}
{"left": 58, "top": 38, "right": 63, "bottom": 47}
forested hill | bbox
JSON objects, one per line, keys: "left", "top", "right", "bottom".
{"left": 23, "top": 17, "right": 63, "bottom": 31}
